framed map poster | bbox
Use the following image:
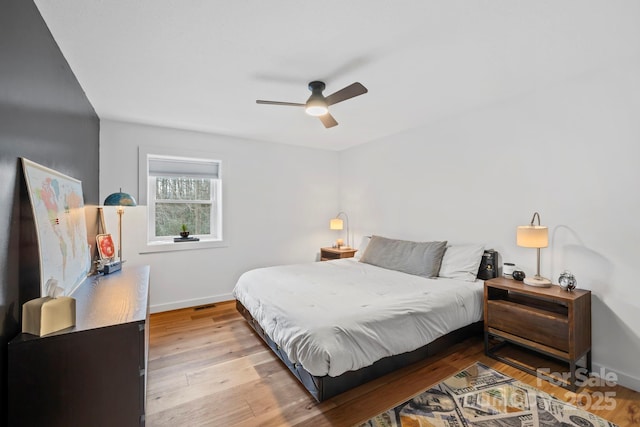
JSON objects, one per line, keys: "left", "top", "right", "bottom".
{"left": 22, "top": 158, "right": 91, "bottom": 297}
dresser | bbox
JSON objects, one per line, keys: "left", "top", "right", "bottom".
{"left": 8, "top": 265, "right": 150, "bottom": 427}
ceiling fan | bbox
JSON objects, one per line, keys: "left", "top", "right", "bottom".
{"left": 256, "top": 81, "right": 368, "bottom": 128}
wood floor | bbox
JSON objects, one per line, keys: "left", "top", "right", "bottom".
{"left": 146, "top": 301, "right": 640, "bottom": 426}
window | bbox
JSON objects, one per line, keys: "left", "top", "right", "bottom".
{"left": 144, "top": 153, "right": 222, "bottom": 245}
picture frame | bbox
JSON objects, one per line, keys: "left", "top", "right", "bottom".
{"left": 96, "top": 234, "right": 116, "bottom": 260}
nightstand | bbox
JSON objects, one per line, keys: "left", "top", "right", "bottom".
{"left": 484, "top": 277, "right": 591, "bottom": 391}
{"left": 320, "top": 247, "right": 357, "bottom": 261}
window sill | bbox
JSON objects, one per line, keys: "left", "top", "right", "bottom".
{"left": 140, "top": 239, "right": 228, "bottom": 254}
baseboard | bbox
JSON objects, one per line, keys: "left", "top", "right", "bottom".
{"left": 592, "top": 361, "right": 640, "bottom": 392}
{"left": 150, "top": 293, "right": 233, "bottom": 313}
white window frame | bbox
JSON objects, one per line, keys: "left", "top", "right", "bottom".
{"left": 138, "top": 147, "right": 227, "bottom": 253}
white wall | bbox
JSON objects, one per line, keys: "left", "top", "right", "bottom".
{"left": 340, "top": 59, "right": 640, "bottom": 390}
{"left": 100, "top": 120, "right": 340, "bottom": 312}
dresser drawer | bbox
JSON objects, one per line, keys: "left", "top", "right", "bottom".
{"left": 487, "top": 300, "right": 569, "bottom": 352}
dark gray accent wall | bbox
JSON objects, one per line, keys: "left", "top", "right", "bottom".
{"left": 0, "top": 0, "right": 99, "bottom": 424}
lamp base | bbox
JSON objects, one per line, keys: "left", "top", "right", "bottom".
{"left": 523, "top": 276, "right": 552, "bottom": 287}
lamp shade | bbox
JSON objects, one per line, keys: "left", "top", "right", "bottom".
{"left": 104, "top": 190, "right": 137, "bottom": 207}
{"left": 516, "top": 225, "right": 548, "bottom": 248}
{"left": 329, "top": 218, "right": 344, "bottom": 230}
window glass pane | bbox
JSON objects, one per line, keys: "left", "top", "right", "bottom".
{"left": 142, "top": 150, "right": 222, "bottom": 243}
{"left": 155, "top": 203, "right": 212, "bottom": 236}
{"left": 155, "top": 177, "right": 211, "bottom": 201}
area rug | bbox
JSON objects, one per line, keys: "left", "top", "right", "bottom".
{"left": 358, "top": 362, "right": 618, "bottom": 427}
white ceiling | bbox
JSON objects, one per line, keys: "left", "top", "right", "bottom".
{"left": 34, "top": 1, "right": 640, "bottom": 151}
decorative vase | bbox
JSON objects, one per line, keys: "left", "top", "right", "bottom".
{"left": 558, "top": 270, "right": 577, "bottom": 291}
{"left": 180, "top": 231, "right": 190, "bottom": 239}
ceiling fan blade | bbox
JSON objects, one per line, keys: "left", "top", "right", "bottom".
{"left": 325, "top": 82, "right": 368, "bottom": 106}
{"left": 318, "top": 113, "right": 338, "bottom": 128}
{"left": 256, "top": 100, "right": 305, "bottom": 107}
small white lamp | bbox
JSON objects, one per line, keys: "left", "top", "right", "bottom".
{"left": 516, "top": 212, "right": 551, "bottom": 287}
{"left": 329, "top": 212, "right": 350, "bottom": 248}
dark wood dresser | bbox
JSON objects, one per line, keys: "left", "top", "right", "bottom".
{"left": 8, "top": 265, "right": 150, "bottom": 427}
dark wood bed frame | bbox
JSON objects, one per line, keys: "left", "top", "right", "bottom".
{"left": 236, "top": 250, "right": 499, "bottom": 402}
{"left": 237, "top": 302, "right": 481, "bottom": 401}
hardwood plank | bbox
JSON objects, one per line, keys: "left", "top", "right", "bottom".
{"left": 146, "top": 302, "right": 640, "bottom": 426}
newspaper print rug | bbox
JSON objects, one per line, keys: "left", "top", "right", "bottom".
{"left": 358, "top": 362, "right": 617, "bottom": 427}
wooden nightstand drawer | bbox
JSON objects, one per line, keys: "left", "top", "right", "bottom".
{"left": 487, "top": 299, "right": 569, "bottom": 352}
{"left": 320, "top": 247, "right": 357, "bottom": 261}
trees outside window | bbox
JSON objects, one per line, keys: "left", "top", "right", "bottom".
{"left": 146, "top": 154, "right": 222, "bottom": 243}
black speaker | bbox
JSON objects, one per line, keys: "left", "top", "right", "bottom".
{"left": 477, "top": 249, "right": 499, "bottom": 280}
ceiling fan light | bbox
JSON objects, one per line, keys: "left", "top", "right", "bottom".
{"left": 305, "top": 90, "right": 328, "bottom": 116}
{"left": 305, "top": 104, "right": 328, "bottom": 116}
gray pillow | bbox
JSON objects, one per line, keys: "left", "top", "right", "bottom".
{"left": 359, "top": 235, "right": 448, "bottom": 278}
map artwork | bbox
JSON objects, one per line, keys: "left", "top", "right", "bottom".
{"left": 22, "top": 158, "right": 91, "bottom": 297}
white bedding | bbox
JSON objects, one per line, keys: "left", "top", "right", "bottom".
{"left": 233, "top": 258, "right": 484, "bottom": 377}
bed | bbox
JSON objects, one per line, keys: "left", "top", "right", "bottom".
{"left": 233, "top": 236, "right": 498, "bottom": 401}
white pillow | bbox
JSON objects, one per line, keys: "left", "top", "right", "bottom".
{"left": 354, "top": 235, "right": 371, "bottom": 259}
{"left": 438, "top": 244, "right": 485, "bottom": 282}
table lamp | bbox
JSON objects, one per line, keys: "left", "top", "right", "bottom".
{"left": 329, "top": 212, "right": 350, "bottom": 248}
{"left": 516, "top": 211, "right": 551, "bottom": 287}
{"left": 104, "top": 188, "right": 137, "bottom": 265}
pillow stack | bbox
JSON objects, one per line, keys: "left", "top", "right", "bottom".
{"left": 359, "top": 235, "right": 485, "bottom": 281}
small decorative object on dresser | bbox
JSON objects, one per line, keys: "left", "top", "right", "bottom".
{"left": 96, "top": 232, "right": 120, "bottom": 274}
{"left": 559, "top": 270, "right": 577, "bottom": 291}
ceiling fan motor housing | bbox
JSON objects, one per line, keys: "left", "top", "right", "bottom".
{"left": 308, "top": 81, "right": 326, "bottom": 93}
{"left": 305, "top": 81, "right": 328, "bottom": 115}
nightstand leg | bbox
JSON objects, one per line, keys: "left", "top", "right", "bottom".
{"left": 569, "top": 360, "right": 577, "bottom": 392}
{"left": 484, "top": 331, "right": 489, "bottom": 355}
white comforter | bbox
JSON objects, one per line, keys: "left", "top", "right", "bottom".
{"left": 233, "top": 258, "right": 483, "bottom": 377}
